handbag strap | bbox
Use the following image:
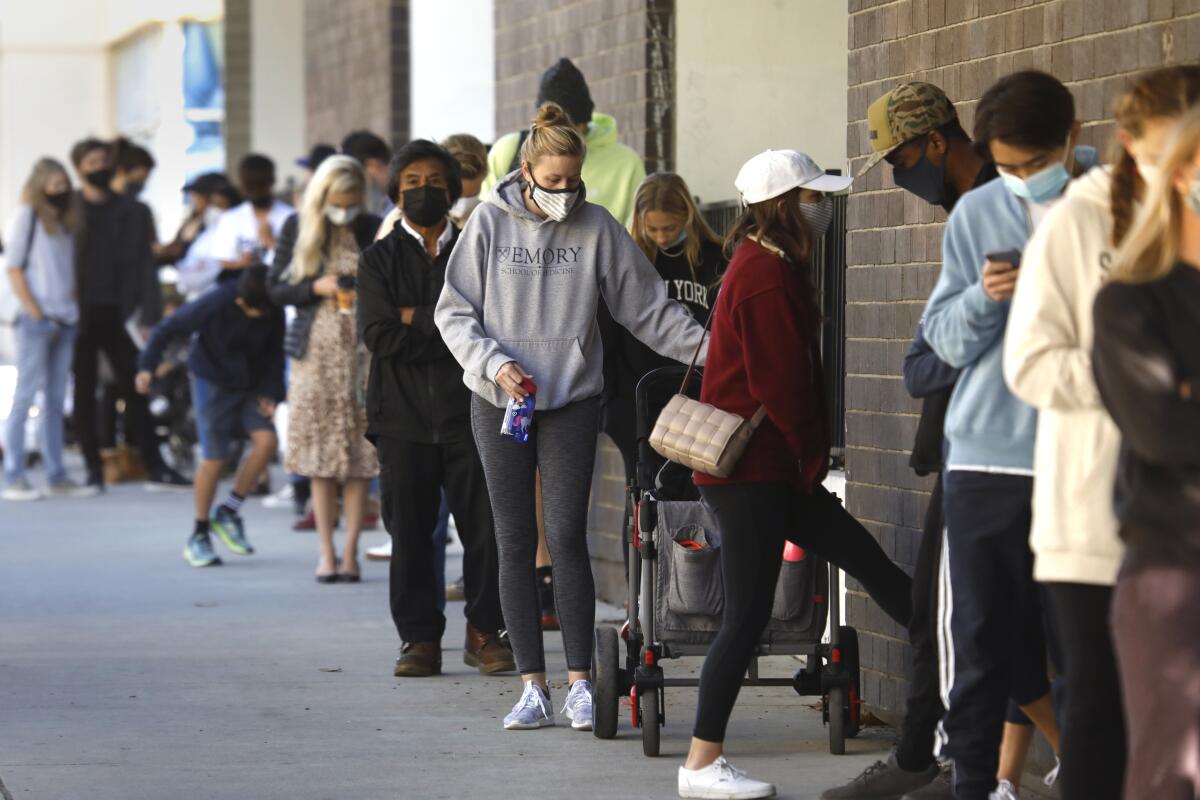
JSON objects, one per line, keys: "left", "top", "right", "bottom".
{"left": 678, "top": 307, "right": 768, "bottom": 432}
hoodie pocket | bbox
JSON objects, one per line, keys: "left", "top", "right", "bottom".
{"left": 498, "top": 337, "right": 588, "bottom": 396}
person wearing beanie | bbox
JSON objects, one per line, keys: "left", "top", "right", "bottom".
{"left": 482, "top": 58, "right": 646, "bottom": 227}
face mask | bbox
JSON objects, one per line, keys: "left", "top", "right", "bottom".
{"left": 203, "top": 206, "right": 224, "bottom": 229}
{"left": 83, "top": 168, "right": 113, "bottom": 189}
{"left": 45, "top": 190, "right": 71, "bottom": 210}
{"left": 123, "top": 180, "right": 146, "bottom": 197}
{"left": 250, "top": 195, "right": 275, "bottom": 210}
{"left": 1000, "top": 135, "right": 1073, "bottom": 204}
{"left": 449, "top": 195, "right": 482, "bottom": 221}
{"left": 658, "top": 229, "right": 687, "bottom": 254}
{"left": 528, "top": 174, "right": 580, "bottom": 222}
{"left": 402, "top": 185, "right": 450, "bottom": 227}
{"left": 799, "top": 195, "right": 834, "bottom": 239}
{"left": 1186, "top": 173, "right": 1200, "bottom": 217}
{"left": 324, "top": 205, "right": 361, "bottom": 227}
{"left": 1135, "top": 159, "right": 1161, "bottom": 187}
{"left": 892, "top": 138, "right": 949, "bottom": 208}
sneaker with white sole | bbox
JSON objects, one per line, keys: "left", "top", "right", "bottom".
{"left": 366, "top": 540, "right": 392, "bottom": 561}
{"left": 679, "top": 756, "right": 776, "bottom": 799}
{"left": 503, "top": 682, "right": 554, "bottom": 730}
{"left": 988, "top": 779, "right": 1019, "bottom": 800}
{"left": 261, "top": 483, "right": 295, "bottom": 509}
{"left": 47, "top": 478, "right": 101, "bottom": 498}
{"left": 2, "top": 477, "right": 42, "bottom": 501}
{"left": 561, "top": 679, "right": 594, "bottom": 731}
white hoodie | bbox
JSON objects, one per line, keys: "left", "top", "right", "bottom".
{"left": 1004, "top": 166, "right": 1125, "bottom": 586}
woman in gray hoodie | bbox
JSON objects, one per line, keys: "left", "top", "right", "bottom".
{"left": 436, "top": 103, "right": 707, "bottom": 732}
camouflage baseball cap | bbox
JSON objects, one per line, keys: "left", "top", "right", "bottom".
{"left": 857, "top": 82, "right": 958, "bottom": 177}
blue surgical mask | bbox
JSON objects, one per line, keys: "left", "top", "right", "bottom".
{"left": 659, "top": 229, "right": 687, "bottom": 254}
{"left": 1000, "top": 138, "right": 1073, "bottom": 204}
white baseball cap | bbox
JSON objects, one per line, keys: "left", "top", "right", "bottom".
{"left": 734, "top": 149, "right": 854, "bottom": 205}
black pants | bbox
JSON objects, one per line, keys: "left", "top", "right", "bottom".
{"left": 692, "top": 481, "right": 912, "bottom": 742}
{"left": 72, "top": 305, "right": 160, "bottom": 473}
{"left": 895, "top": 475, "right": 946, "bottom": 772}
{"left": 375, "top": 433, "right": 503, "bottom": 644}
{"left": 1045, "top": 582, "right": 1125, "bottom": 800}
{"left": 939, "top": 471, "right": 1049, "bottom": 800}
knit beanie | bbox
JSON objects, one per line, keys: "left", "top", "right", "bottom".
{"left": 536, "top": 58, "right": 594, "bottom": 127}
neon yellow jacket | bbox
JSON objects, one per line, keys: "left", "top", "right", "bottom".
{"left": 482, "top": 112, "right": 646, "bottom": 227}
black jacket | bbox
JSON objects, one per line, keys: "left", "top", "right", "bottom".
{"left": 138, "top": 272, "right": 286, "bottom": 400}
{"left": 904, "top": 322, "right": 960, "bottom": 476}
{"left": 358, "top": 222, "right": 470, "bottom": 443}
{"left": 268, "top": 212, "right": 381, "bottom": 358}
{"left": 1093, "top": 262, "right": 1200, "bottom": 572}
{"left": 74, "top": 192, "right": 161, "bottom": 326}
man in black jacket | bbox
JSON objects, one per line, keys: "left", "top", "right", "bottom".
{"left": 358, "top": 140, "right": 512, "bottom": 678}
{"left": 70, "top": 137, "right": 188, "bottom": 491}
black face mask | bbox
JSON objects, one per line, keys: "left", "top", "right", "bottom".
{"left": 45, "top": 191, "right": 71, "bottom": 210}
{"left": 123, "top": 180, "right": 146, "bottom": 197}
{"left": 83, "top": 168, "right": 114, "bottom": 189}
{"left": 402, "top": 186, "right": 450, "bottom": 227}
{"left": 892, "top": 137, "right": 952, "bottom": 211}
{"left": 249, "top": 195, "right": 274, "bottom": 210}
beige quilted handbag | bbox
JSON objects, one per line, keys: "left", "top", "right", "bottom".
{"left": 649, "top": 310, "right": 766, "bottom": 478}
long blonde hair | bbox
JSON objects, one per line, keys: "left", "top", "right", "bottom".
{"left": 630, "top": 172, "right": 722, "bottom": 274}
{"left": 1112, "top": 105, "right": 1200, "bottom": 284}
{"left": 289, "top": 155, "right": 365, "bottom": 283}
{"left": 19, "top": 158, "right": 79, "bottom": 235}
{"left": 520, "top": 103, "right": 587, "bottom": 167}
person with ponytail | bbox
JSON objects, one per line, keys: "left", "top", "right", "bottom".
{"left": 1092, "top": 104, "right": 1200, "bottom": 800}
{"left": 268, "top": 156, "right": 381, "bottom": 582}
{"left": 436, "top": 103, "right": 707, "bottom": 732}
{"left": 1003, "top": 65, "right": 1200, "bottom": 800}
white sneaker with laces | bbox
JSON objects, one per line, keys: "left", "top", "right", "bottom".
{"left": 678, "top": 756, "right": 776, "bottom": 799}
{"left": 366, "top": 540, "right": 392, "bottom": 561}
{"left": 2, "top": 478, "right": 42, "bottom": 501}
{"left": 503, "top": 682, "right": 555, "bottom": 730}
{"left": 561, "top": 679, "right": 593, "bottom": 731}
{"left": 988, "top": 779, "right": 1019, "bottom": 800}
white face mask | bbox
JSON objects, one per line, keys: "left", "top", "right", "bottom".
{"left": 1135, "top": 159, "right": 1161, "bottom": 187}
{"left": 324, "top": 205, "right": 361, "bottom": 227}
{"left": 449, "top": 195, "right": 482, "bottom": 221}
{"left": 203, "top": 206, "right": 224, "bottom": 230}
{"left": 528, "top": 174, "right": 581, "bottom": 222}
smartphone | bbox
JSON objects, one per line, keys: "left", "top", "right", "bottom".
{"left": 985, "top": 249, "right": 1022, "bottom": 269}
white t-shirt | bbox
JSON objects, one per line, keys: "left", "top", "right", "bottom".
{"left": 209, "top": 200, "right": 293, "bottom": 266}
{"left": 175, "top": 226, "right": 223, "bottom": 300}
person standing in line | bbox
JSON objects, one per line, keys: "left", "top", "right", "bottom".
{"left": 436, "top": 104, "right": 707, "bottom": 729}
{"left": 1092, "top": 104, "right": 1200, "bottom": 800}
{"left": 2, "top": 158, "right": 92, "bottom": 500}
{"left": 136, "top": 267, "right": 284, "bottom": 567}
{"left": 360, "top": 140, "right": 513, "bottom": 676}
{"left": 174, "top": 175, "right": 241, "bottom": 300}
{"left": 1005, "top": 66, "right": 1200, "bottom": 800}
{"left": 921, "top": 71, "right": 1096, "bottom": 800}
{"left": 678, "top": 150, "right": 916, "bottom": 800}
{"left": 269, "top": 155, "right": 381, "bottom": 583}
{"left": 68, "top": 137, "right": 188, "bottom": 492}
{"left": 110, "top": 138, "right": 156, "bottom": 200}
{"left": 443, "top": 133, "right": 489, "bottom": 229}
{"left": 341, "top": 130, "right": 394, "bottom": 217}
{"left": 159, "top": 172, "right": 234, "bottom": 276}
{"left": 210, "top": 154, "right": 293, "bottom": 271}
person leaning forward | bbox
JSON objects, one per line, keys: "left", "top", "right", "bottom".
{"left": 357, "top": 139, "right": 513, "bottom": 678}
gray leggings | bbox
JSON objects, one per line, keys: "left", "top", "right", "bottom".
{"left": 470, "top": 393, "right": 601, "bottom": 675}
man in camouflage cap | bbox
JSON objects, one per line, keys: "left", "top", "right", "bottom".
{"left": 857, "top": 81, "right": 993, "bottom": 211}
{"left": 823, "top": 81, "right": 997, "bottom": 800}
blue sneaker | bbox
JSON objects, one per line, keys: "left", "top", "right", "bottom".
{"left": 210, "top": 506, "right": 254, "bottom": 555}
{"left": 183, "top": 533, "right": 222, "bottom": 567}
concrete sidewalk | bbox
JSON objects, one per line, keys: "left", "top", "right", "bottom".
{"left": 0, "top": 471, "right": 890, "bottom": 800}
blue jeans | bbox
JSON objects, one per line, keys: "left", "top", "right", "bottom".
{"left": 4, "top": 316, "right": 76, "bottom": 483}
{"left": 189, "top": 373, "right": 212, "bottom": 456}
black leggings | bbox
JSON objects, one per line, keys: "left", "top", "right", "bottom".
{"left": 1045, "top": 582, "right": 1125, "bottom": 800}
{"left": 692, "top": 481, "right": 912, "bottom": 742}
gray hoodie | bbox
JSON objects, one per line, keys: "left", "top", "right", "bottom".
{"left": 435, "top": 171, "right": 707, "bottom": 410}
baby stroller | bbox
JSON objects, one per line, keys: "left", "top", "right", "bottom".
{"left": 591, "top": 365, "right": 861, "bottom": 756}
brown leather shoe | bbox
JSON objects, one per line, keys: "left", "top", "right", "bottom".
{"left": 393, "top": 642, "right": 442, "bottom": 677}
{"left": 463, "top": 624, "right": 516, "bottom": 674}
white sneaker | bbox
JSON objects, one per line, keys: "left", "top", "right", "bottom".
{"left": 678, "top": 756, "right": 775, "bottom": 799}
{"left": 366, "top": 540, "right": 392, "bottom": 561}
{"left": 46, "top": 478, "right": 100, "bottom": 498}
{"left": 503, "top": 682, "right": 555, "bottom": 730}
{"left": 2, "top": 478, "right": 42, "bottom": 501}
{"left": 989, "top": 779, "right": 1019, "bottom": 800}
{"left": 561, "top": 679, "right": 593, "bottom": 731}
{"left": 261, "top": 483, "right": 294, "bottom": 509}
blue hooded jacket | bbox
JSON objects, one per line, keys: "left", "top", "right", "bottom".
{"left": 923, "top": 146, "right": 1098, "bottom": 472}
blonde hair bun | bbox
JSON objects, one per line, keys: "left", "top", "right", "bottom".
{"left": 520, "top": 102, "right": 587, "bottom": 167}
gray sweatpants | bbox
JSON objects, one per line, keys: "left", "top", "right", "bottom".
{"left": 470, "top": 394, "right": 601, "bottom": 675}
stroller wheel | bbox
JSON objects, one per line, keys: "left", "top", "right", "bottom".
{"left": 827, "top": 685, "right": 846, "bottom": 755}
{"left": 592, "top": 627, "right": 620, "bottom": 739}
{"left": 640, "top": 687, "right": 661, "bottom": 757}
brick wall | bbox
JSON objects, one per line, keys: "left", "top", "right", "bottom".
{"left": 303, "top": 0, "right": 409, "bottom": 150}
{"left": 494, "top": 0, "right": 674, "bottom": 172}
{"left": 223, "top": 0, "right": 252, "bottom": 172}
{"left": 845, "top": 0, "right": 1200, "bottom": 724}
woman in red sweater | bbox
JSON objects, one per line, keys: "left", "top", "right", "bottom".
{"left": 678, "top": 151, "right": 912, "bottom": 799}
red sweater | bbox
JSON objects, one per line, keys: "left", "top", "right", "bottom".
{"left": 693, "top": 239, "right": 830, "bottom": 492}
